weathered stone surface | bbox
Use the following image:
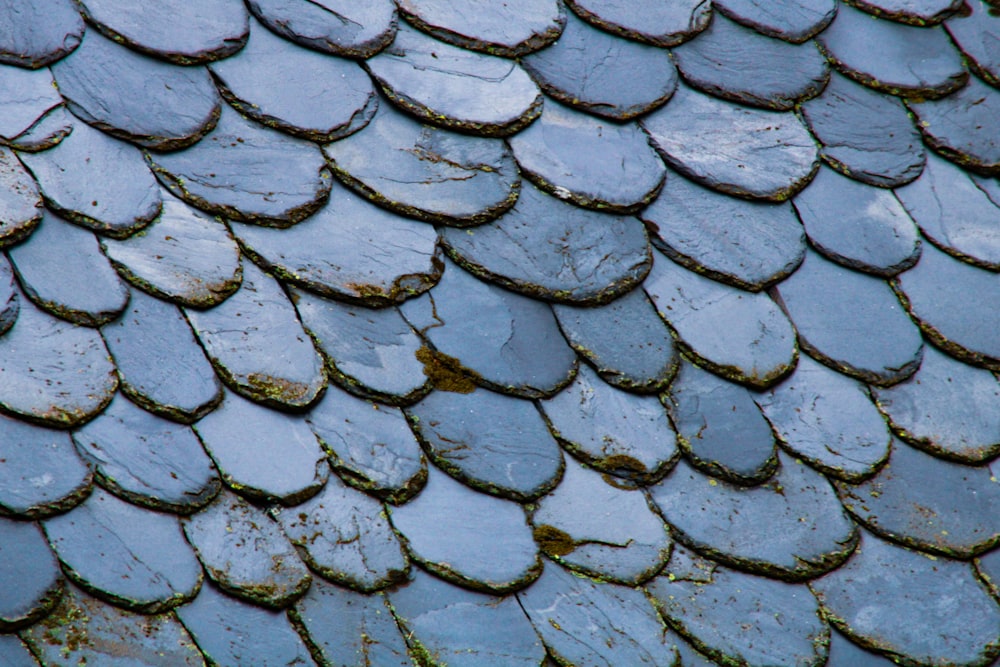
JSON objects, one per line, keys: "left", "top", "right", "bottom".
{"left": 6, "top": 105, "right": 74, "bottom": 153}
{"left": 0, "top": 64, "right": 62, "bottom": 142}
{"left": 0, "top": 0, "right": 84, "bottom": 69}
{"left": 847, "top": 0, "right": 963, "bottom": 24}
{"left": 827, "top": 628, "right": 899, "bottom": 666}
{"left": 0, "top": 147, "right": 42, "bottom": 249}
{"left": 0, "top": 518, "right": 63, "bottom": 630}
{"left": 566, "top": 0, "right": 710, "bottom": 46}
{"left": 246, "top": 0, "right": 397, "bottom": 58}
{"left": 712, "top": 0, "right": 837, "bottom": 42}
{"left": 914, "top": 74, "right": 1000, "bottom": 176}
{"left": 946, "top": 1, "right": 1000, "bottom": 87}
{"left": 0, "top": 253, "right": 17, "bottom": 335}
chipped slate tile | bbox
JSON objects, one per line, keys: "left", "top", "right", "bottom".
{"left": 946, "top": 1, "right": 1000, "bottom": 87}
{"left": 644, "top": 250, "right": 797, "bottom": 389}
{"left": 183, "top": 490, "right": 311, "bottom": 608}
{"left": 649, "top": 455, "right": 857, "bottom": 580}
{"left": 246, "top": 0, "right": 397, "bottom": 59}
{"left": 909, "top": 75, "right": 1000, "bottom": 176}
{"left": 846, "top": 0, "right": 963, "bottom": 25}
{"left": 0, "top": 0, "right": 84, "bottom": 69}
{"left": 6, "top": 105, "right": 74, "bottom": 154}
{"left": 440, "top": 183, "right": 651, "bottom": 304}
{"left": 0, "top": 518, "right": 62, "bottom": 630}
{"left": 540, "top": 365, "right": 679, "bottom": 483}
{"left": 233, "top": 183, "right": 440, "bottom": 308}
{"left": 773, "top": 248, "right": 923, "bottom": 385}
{"left": 531, "top": 461, "right": 672, "bottom": 584}
{"left": 564, "top": 0, "right": 711, "bottom": 47}
{"left": 192, "top": 390, "right": 328, "bottom": 505}
{"left": 521, "top": 10, "right": 678, "bottom": 120}
{"left": 73, "top": 395, "right": 220, "bottom": 514}
{"left": 642, "top": 83, "right": 818, "bottom": 201}
{"left": 43, "top": 488, "right": 202, "bottom": 613}
{"left": 811, "top": 530, "right": 1000, "bottom": 667}
{"left": 0, "top": 65, "right": 62, "bottom": 142}
{"left": 388, "top": 466, "right": 540, "bottom": 593}
{"left": 406, "top": 387, "right": 563, "bottom": 500}
{"left": 0, "top": 148, "right": 43, "bottom": 249}
{"left": 324, "top": 102, "right": 520, "bottom": 226}
{"left": 185, "top": 262, "right": 326, "bottom": 410}
{"left": 640, "top": 167, "right": 806, "bottom": 291}
{"left": 712, "top": 0, "right": 837, "bottom": 42}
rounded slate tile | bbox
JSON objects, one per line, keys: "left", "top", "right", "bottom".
{"left": 232, "top": 182, "right": 441, "bottom": 308}
{"left": 192, "top": 390, "right": 329, "bottom": 506}
{"left": 946, "top": 1, "right": 1000, "bottom": 87}
{"left": 0, "top": 147, "right": 42, "bottom": 249}
{"left": 278, "top": 473, "right": 408, "bottom": 592}
{"left": 73, "top": 395, "right": 220, "bottom": 514}
{"left": 0, "top": 0, "right": 84, "bottom": 69}
{"left": 149, "top": 104, "right": 332, "bottom": 227}
{"left": 649, "top": 455, "right": 858, "bottom": 580}
{"left": 799, "top": 71, "right": 925, "bottom": 188}
{"left": 873, "top": 345, "right": 1000, "bottom": 463}
{"left": 816, "top": 3, "right": 967, "bottom": 98}
{"left": 773, "top": 248, "right": 924, "bottom": 386}
{"left": 6, "top": 105, "right": 74, "bottom": 153}
{"left": 565, "top": 0, "right": 711, "bottom": 47}
{"left": 641, "top": 83, "right": 818, "bottom": 202}
{"left": 837, "top": 438, "right": 1000, "bottom": 558}
{"left": 17, "top": 119, "right": 162, "bottom": 238}
{"left": 324, "top": 102, "right": 520, "bottom": 226}
{"left": 183, "top": 490, "right": 311, "bottom": 608}
{"left": 663, "top": 359, "right": 779, "bottom": 487}
{"left": 909, "top": 75, "right": 1000, "bottom": 176}
{"left": 246, "top": 0, "right": 397, "bottom": 58}
{"left": 507, "top": 99, "right": 666, "bottom": 213}
{"left": 540, "top": 365, "right": 679, "bottom": 483}
{"left": 531, "top": 461, "right": 672, "bottom": 584}
{"left": 811, "top": 530, "right": 1000, "bottom": 667}
{"left": 755, "top": 356, "right": 892, "bottom": 482}
{"left": 0, "top": 64, "right": 62, "bottom": 142}
{"left": 388, "top": 466, "right": 541, "bottom": 594}
{"left": 0, "top": 413, "right": 91, "bottom": 518}
{"left": 672, "top": 13, "right": 829, "bottom": 111}
{"left": 792, "top": 165, "right": 921, "bottom": 276}
{"left": 78, "top": 0, "right": 248, "bottom": 64}
{"left": 8, "top": 209, "right": 129, "bottom": 327}
{"left": 185, "top": 262, "right": 326, "bottom": 410}
{"left": 43, "top": 488, "right": 202, "bottom": 613}
{"left": 210, "top": 16, "right": 376, "bottom": 143}
{"left": 366, "top": 23, "right": 541, "bottom": 136}
{"left": 406, "top": 387, "right": 564, "bottom": 500}
{"left": 399, "top": 257, "right": 578, "bottom": 399}
{"left": 552, "top": 287, "right": 678, "bottom": 394}
{"left": 306, "top": 386, "right": 426, "bottom": 504}
{"left": 846, "top": 0, "right": 964, "bottom": 24}
{"left": 440, "top": 182, "right": 651, "bottom": 305}
{"left": 712, "top": 0, "right": 837, "bottom": 42}
{"left": 389, "top": 569, "right": 545, "bottom": 666}
{"left": 0, "top": 518, "right": 63, "bottom": 630}
{"left": 641, "top": 167, "right": 806, "bottom": 291}
{"left": 894, "top": 241, "right": 1000, "bottom": 370}
{"left": 644, "top": 250, "right": 798, "bottom": 389}
{"left": 51, "top": 29, "right": 220, "bottom": 151}
{"left": 521, "top": 10, "right": 678, "bottom": 121}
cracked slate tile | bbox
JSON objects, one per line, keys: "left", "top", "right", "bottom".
{"left": 8, "top": 209, "right": 128, "bottom": 327}
{"left": 278, "top": 473, "right": 409, "bottom": 592}
{"left": 846, "top": 0, "right": 964, "bottom": 24}
{"left": 388, "top": 569, "right": 545, "bottom": 667}
{"left": 388, "top": 466, "right": 540, "bottom": 594}
{"left": 234, "top": 182, "right": 440, "bottom": 309}
{"left": 640, "top": 167, "right": 806, "bottom": 291}
{"left": 564, "top": 0, "right": 711, "bottom": 47}
{"left": 792, "top": 165, "right": 921, "bottom": 276}
{"left": 0, "top": 518, "right": 63, "bottom": 630}
{"left": 43, "top": 488, "right": 203, "bottom": 613}
{"left": 5, "top": 105, "right": 74, "bottom": 154}
{"left": 51, "top": 29, "right": 221, "bottom": 151}
{"left": 210, "top": 16, "right": 376, "bottom": 143}
{"left": 0, "top": 254, "right": 17, "bottom": 335}
{"left": 183, "top": 490, "right": 311, "bottom": 608}
{"left": 644, "top": 249, "right": 797, "bottom": 389}
{"left": 530, "top": 461, "right": 672, "bottom": 585}
{"left": 399, "top": 257, "right": 577, "bottom": 399}
{"left": 664, "top": 359, "right": 779, "bottom": 487}
{"left": 540, "top": 364, "right": 679, "bottom": 484}
{"left": 16, "top": 119, "right": 162, "bottom": 238}
{"left": 406, "top": 386, "right": 563, "bottom": 501}
{"left": 521, "top": 10, "right": 678, "bottom": 121}
{"left": 641, "top": 82, "right": 818, "bottom": 202}
{"left": 647, "top": 544, "right": 829, "bottom": 667}
{"left": 324, "top": 101, "right": 520, "bottom": 226}
{"left": 816, "top": 3, "right": 968, "bottom": 98}
{"left": 0, "top": 0, "right": 84, "bottom": 69}
{"left": 649, "top": 454, "right": 858, "bottom": 580}
{"left": 0, "top": 65, "right": 62, "bottom": 143}
{"left": 246, "top": 0, "right": 397, "bottom": 59}
{"left": 772, "top": 248, "right": 924, "bottom": 386}
{"left": 811, "top": 530, "right": 1000, "bottom": 667}
{"left": 192, "top": 390, "right": 329, "bottom": 505}
{"left": 0, "top": 148, "right": 42, "bottom": 249}
{"left": 306, "top": 385, "right": 426, "bottom": 504}
{"left": 946, "top": 1, "right": 1000, "bottom": 87}
{"left": 185, "top": 261, "right": 326, "bottom": 410}
{"left": 672, "top": 13, "right": 829, "bottom": 111}
{"left": 73, "top": 395, "right": 220, "bottom": 514}
{"left": 712, "top": 0, "right": 837, "bottom": 42}
{"left": 872, "top": 345, "right": 1000, "bottom": 463}
{"left": 440, "top": 182, "right": 651, "bottom": 305}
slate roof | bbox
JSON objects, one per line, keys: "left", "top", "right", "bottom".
{"left": 2, "top": 0, "right": 1000, "bottom": 665}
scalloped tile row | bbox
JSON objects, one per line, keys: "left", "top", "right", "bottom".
{"left": 2, "top": 0, "right": 1000, "bottom": 665}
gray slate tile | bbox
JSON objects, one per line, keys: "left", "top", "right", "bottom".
{"left": 0, "top": 148, "right": 42, "bottom": 249}
{"left": 946, "top": 1, "right": 1000, "bottom": 87}
{"left": 0, "top": 0, "right": 84, "bottom": 69}
{"left": 0, "top": 518, "right": 62, "bottom": 631}
{"left": 245, "top": 0, "right": 397, "bottom": 58}
{"left": 712, "top": 0, "right": 837, "bottom": 42}
{"left": 565, "top": 0, "right": 711, "bottom": 47}
{"left": 0, "top": 65, "right": 61, "bottom": 142}
{"left": 847, "top": 0, "right": 963, "bottom": 25}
